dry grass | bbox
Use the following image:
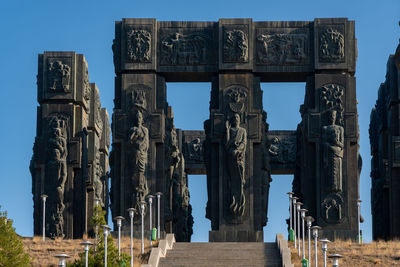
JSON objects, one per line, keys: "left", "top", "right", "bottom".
{"left": 23, "top": 236, "right": 157, "bottom": 267}
{"left": 288, "top": 238, "right": 400, "bottom": 266}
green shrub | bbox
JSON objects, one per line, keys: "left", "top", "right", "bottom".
{"left": 0, "top": 206, "right": 31, "bottom": 267}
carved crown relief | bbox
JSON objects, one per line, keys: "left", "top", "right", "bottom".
{"left": 321, "top": 193, "right": 344, "bottom": 223}
{"left": 320, "top": 84, "right": 345, "bottom": 126}
{"left": 126, "top": 29, "right": 151, "bottom": 63}
{"left": 319, "top": 27, "right": 345, "bottom": 62}
{"left": 223, "top": 29, "right": 248, "bottom": 63}
{"left": 160, "top": 32, "right": 211, "bottom": 65}
{"left": 257, "top": 33, "right": 307, "bottom": 65}
{"left": 225, "top": 86, "right": 248, "bottom": 114}
{"left": 47, "top": 60, "right": 71, "bottom": 92}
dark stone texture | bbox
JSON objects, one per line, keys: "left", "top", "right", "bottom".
{"left": 108, "top": 18, "right": 359, "bottom": 242}
{"left": 31, "top": 52, "right": 110, "bottom": 239}
{"left": 369, "top": 41, "right": 400, "bottom": 240}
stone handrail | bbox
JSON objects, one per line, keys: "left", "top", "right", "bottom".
{"left": 276, "top": 233, "right": 294, "bottom": 267}
{"left": 141, "top": 234, "right": 176, "bottom": 267}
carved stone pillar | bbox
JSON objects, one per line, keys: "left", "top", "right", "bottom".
{"left": 31, "top": 52, "right": 109, "bottom": 239}
{"left": 207, "top": 73, "right": 265, "bottom": 242}
{"left": 297, "top": 73, "right": 358, "bottom": 240}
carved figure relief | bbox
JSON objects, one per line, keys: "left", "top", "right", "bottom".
{"left": 129, "top": 110, "right": 149, "bottom": 205}
{"left": 225, "top": 113, "right": 247, "bottom": 217}
{"left": 322, "top": 193, "right": 344, "bottom": 223}
{"left": 322, "top": 110, "right": 344, "bottom": 193}
{"left": 319, "top": 27, "right": 345, "bottom": 62}
{"left": 83, "top": 68, "right": 90, "bottom": 106}
{"left": 126, "top": 29, "right": 151, "bottom": 63}
{"left": 268, "top": 135, "right": 297, "bottom": 163}
{"left": 132, "top": 90, "right": 147, "bottom": 110}
{"left": 226, "top": 86, "right": 248, "bottom": 114}
{"left": 48, "top": 60, "right": 71, "bottom": 92}
{"left": 94, "top": 152, "right": 104, "bottom": 207}
{"left": 160, "top": 33, "right": 211, "bottom": 65}
{"left": 320, "top": 83, "right": 345, "bottom": 126}
{"left": 223, "top": 29, "right": 248, "bottom": 63}
{"left": 187, "top": 138, "right": 203, "bottom": 161}
{"left": 45, "top": 114, "right": 68, "bottom": 238}
{"left": 257, "top": 33, "right": 307, "bottom": 65}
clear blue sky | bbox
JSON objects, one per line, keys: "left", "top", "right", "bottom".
{"left": 0, "top": 0, "right": 398, "bottom": 243}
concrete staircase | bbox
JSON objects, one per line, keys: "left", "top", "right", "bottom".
{"left": 158, "top": 242, "right": 282, "bottom": 267}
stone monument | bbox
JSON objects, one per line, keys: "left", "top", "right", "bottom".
{"left": 31, "top": 52, "right": 110, "bottom": 239}
{"left": 369, "top": 39, "right": 400, "bottom": 240}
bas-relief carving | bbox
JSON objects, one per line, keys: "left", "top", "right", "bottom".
{"left": 126, "top": 29, "right": 151, "bottom": 63}
{"left": 186, "top": 138, "right": 203, "bottom": 161}
{"left": 94, "top": 152, "right": 104, "bottom": 207}
{"left": 261, "top": 112, "right": 272, "bottom": 226}
{"left": 45, "top": 114, "right": 68, "bottom": 238}
{"left": 319, "top": 27, "right": 345, "bottom": 62}
{"left": 257, "top": 33, "right": 307, "bottom": 65}
{"left": 320, "top": 84, "right": 345, "bottom": 126}
{"left": 226, "top": 87, "right": 248, "bottom": 114}
{"left": 225, "top": 113, "right": 247, "bottom": 217}
{"left": 268, "top": 135, "right": 297, "bottom": 164}
{"left": 223, "top": 29, "right": 248, "bottom": 63}
{"left": 129, "top": 110, "right": 149, "bottom": 206}
{"left": 322, "top": 193, "right": 344, "bottom": 223}
{"left": 322, "top": 110, "right": 344, "bottom": 193}
{"left": 160, "top": 32, "right": 211, "bottom": 65}
{"left": 83, "top": 68, "right": 90, "bottom": 109}
{"left": 48, "top": 60, "right": 71, "bottom": 92}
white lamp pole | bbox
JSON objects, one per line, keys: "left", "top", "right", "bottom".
{"left": 300, "top": 208, "right": 307, "bottom": 260}
{"left": 140, "top": 200, "right": 146, "bottom": 255}
{"left": 320, "top": 238, "right": 331, "bottom": 267}
{"left": 155, "top": 192, "right": 163, "bottom": 240}
{"left": 113, "top": 216, "right": 125, "bottom": 259}
{"left": 55, "top": 254, "right": 70, "bottom": 267}
{"left": 287, "top": 192, "right": 294, "bottom": 232}
{"left": 102, "top": 225, "right": 111, "bottom": 267}
{"left": 328, "top": 254, "right": 343, "bottom": 267}
{"left": 305, "top": 216, "right": 314, "bottom": 265}
{"left": 311, "top": 225, "right": 322, "bottom": 267}
{"left": 147, "top": 195, "right": 155, "bottom": 248}
{"left": 80, "top": 241, "right": 92, "bottom": 267}
{"left": 127, "top": 208, "right": 136, "bottom": 267}
{"left": 292, "top": 197, "right": 298, "bottom": 249}
{"left": 41, "top": 194, "right": 47, "bottom": 241}
{"left": 295, "top": 202, "right": 303, "bottom": 256}
{"left": 357, "top": 199, "right": 362, "bottom": 244}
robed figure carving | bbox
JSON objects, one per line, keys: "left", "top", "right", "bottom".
{"left": 322, "top": 110, "right": 344, "bottom": 192}
{"left": 225, "top": 113, "right": 247, "bottom": 217}
{"left": 46, "top": 116, "right": 68, "bottom": 238}
{"left": 129, "top": 110, "right": 149, "bottom": 204}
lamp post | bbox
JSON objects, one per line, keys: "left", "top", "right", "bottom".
{"left": 140, "top": 200, "right": 146, "bottom": 255}
{"left": 155, "top": 192, "right": 163, "bottom": 240}
{"left": 295, "top": 202, "right": 303, "bottom": 256}
{"left": 113, "top": 216, "right": 125, "bottom": 259}
{"left": 80, "top": 241, "right": 92, "bottom": 267}
{"left": 102, "top": 225, "right": 111, "bottom": 267}
{"left": 328, "top": 254, "right": 343, "bottom": 267}
{"left": 357, "top": 199, "right": 362, "bottom": 244}
{"left": 127, "top": 208, "right": 136, "bottom": 267}
{"left": 311, "top": 226, "right": 322, "bottom": 267}
{"left": 292, "top": 197, "right": 298, "bottom": 249}
{"left": 55, "top": 254, "right": 70, "bottom": 267}
{"left": 41, "top": 194, "right": 47, "bottom": 241}
{"left": 94, "top": 199, "right": 100, "bottom": 252}
{"left": 300, "top": 208, "right": 307, "bottom": 260}
{"left": 287, "top": 192, "right": 294, "bottom": 241}
{"left": 305, "top": 216, "right": 314, "bottom": 266}
{"left": 147, "top": 195, "right": 155, "bottom": 248}
{"left": 320, "top": 238, "right": 331, "bottom": 267}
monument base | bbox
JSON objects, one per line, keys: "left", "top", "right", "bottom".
{"left": 209, "top": 230, "right": 263, "bottom": 242}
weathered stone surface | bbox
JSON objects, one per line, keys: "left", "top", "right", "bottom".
{"left": 31, "top": 52, "right": 110, "bottom": 239}
{"left": 370, "top": 42, "right": 400, "bottom": 240}
{"left": 109, "top": 17, "right": 359, "bottom": 242}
